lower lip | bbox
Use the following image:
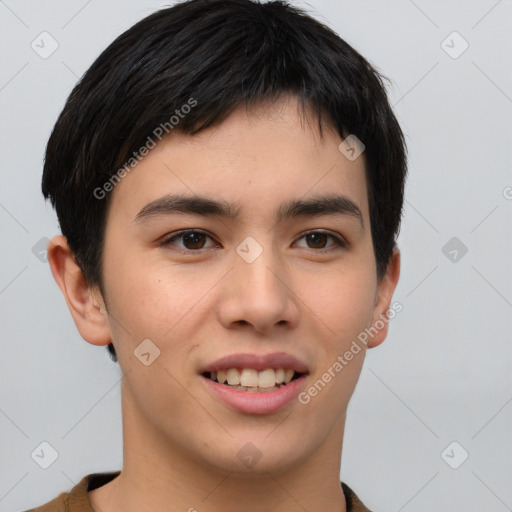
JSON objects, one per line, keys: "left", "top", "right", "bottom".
{"left": 201, "top": 374, "right": 308, "bottom": 415}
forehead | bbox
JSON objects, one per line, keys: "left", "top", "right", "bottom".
{"left": 106, "top": 96, "right": 369, "bottom": 226}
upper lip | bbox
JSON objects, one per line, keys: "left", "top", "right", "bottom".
{"left": 200, "top": 352, "right": 309, "bottom": 374}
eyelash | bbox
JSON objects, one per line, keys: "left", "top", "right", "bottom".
{"left": 159, "top": 229, "right": 347, "bottom": 254}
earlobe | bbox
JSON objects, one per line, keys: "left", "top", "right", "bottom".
{"left": 366, "top": 246, "right": 401, "bottom": 349}
{"left": 47, "top": 235, "right": 112, "bottom": 347}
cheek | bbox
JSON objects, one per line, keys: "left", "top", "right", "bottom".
{"left": 296, "top": 263, "right": 376, "bottom": 347}
{"left": 102, "top": 244, "right": 182, "bottom": 341}
{"left": 107, "top": 271, "right": 188, "bottom": 339}
{"left": 103, "top": 246, "right": 224, "bottom": 369}
{"left": 299, "top": 273, "right": 375, "bottom": 415}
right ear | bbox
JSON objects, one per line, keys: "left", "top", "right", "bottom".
{"left": 47, "top": 235, "right": 112, "bottom": 347}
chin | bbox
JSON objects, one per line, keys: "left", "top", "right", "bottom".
{"left": 197, "top": 432, "right": 312, "bottom": 477}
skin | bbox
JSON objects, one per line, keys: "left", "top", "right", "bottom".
{"left": 48, "top": 95, "right": 400, "bottom": 512}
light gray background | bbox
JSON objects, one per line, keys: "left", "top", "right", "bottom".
{"left": 1, "top": 0, "right": 511, "bottom": 510}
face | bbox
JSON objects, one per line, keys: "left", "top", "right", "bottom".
{"left": 87, "top": 96, "right": 398, "bottom": 476}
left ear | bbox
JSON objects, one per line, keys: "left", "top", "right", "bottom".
{"left": 367, "top": 246, "right": 401, "bottom": 349}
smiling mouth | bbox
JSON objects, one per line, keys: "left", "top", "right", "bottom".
{"left": 202, "top": 368, "right": 303, "bottom": 393}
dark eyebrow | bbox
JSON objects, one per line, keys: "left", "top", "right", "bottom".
{"left": 277, "top": 194, "right": 364, "bottom": 228}
{"left": 134, "top": 193, "right": 364, "bottom": 228}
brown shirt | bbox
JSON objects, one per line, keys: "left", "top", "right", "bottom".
{"left": 24, "top": 471, "right": 372, "bottom": 512}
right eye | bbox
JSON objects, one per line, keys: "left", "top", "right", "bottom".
{"left": 160, "top": 229, "right": 219, "bottom": 252}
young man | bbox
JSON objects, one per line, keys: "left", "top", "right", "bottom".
{"left": 27, "top": 0, "right": 406, "bottom": 510}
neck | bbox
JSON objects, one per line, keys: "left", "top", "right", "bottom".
{"left": 89, "top": 388, "right": 348, "bottom": 512}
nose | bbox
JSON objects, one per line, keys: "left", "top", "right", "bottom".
{"left": 216, "top": 239, "right": 300, "bottom": 335}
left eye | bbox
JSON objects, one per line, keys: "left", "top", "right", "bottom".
{"left": 295, "top": 231, "right": 346, "bottom": 251}
{"left": 160, "top": 230, "right": 345, "bottom": 252}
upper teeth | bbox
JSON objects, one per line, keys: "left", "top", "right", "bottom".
{"left": 210, "top": 368, "right": 295, "bottom": 388}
